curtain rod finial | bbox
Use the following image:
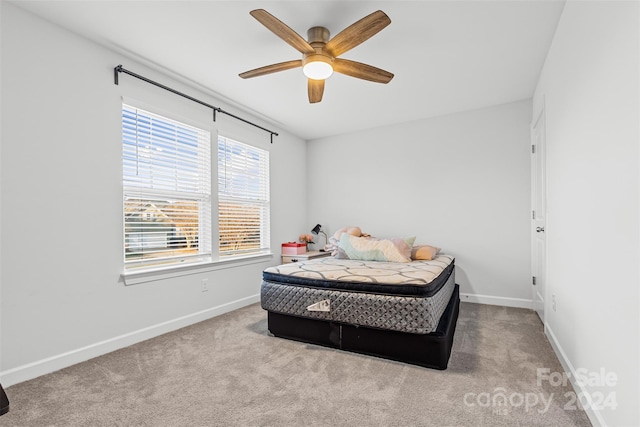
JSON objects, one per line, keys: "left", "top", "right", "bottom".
{"left": 114, "top": 64, "right": 123, "bottom": 85}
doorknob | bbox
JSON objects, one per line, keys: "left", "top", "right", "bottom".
{"left": 536, "top": 226, "right": 545, "bottom": 233}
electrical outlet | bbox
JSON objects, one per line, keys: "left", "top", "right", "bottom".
{"left": 552, "top": 294, "right": 556, "bottom": 312}
{"left": 201, "top": 279, "right": 209, "bottom": 292}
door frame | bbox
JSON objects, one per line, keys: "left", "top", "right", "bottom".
{"left": 531, "top": 102, "right": 547, "bottom": 325}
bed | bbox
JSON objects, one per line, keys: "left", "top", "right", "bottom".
{"left": 260, "top": 254, "right": 460, "bottom": 369}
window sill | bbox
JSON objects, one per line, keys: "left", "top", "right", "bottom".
{"left": 121, "top": 253, "right": 274, "bottom": 286}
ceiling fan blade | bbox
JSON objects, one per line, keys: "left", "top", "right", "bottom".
{"left": 239, "top": 60, "right": 303, "bottom": 79}
{"left": 250, "top": 9, "right": 315, "bottom": 55}
{"left": 325, "top": 10, "right": 391, "bottom": 57}
{"left": 333, "top": 58, "right": 394, "bottom": 83}
{"left": 308, "top": 79, "right": 325, "bottom": 103}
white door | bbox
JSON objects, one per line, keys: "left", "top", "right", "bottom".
{"left": 531, "top": 108, "right": 547, "bottom": 322}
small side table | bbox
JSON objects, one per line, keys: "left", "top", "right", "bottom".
{"left": 281, "top": 250, "right": 332, "bottom": 264}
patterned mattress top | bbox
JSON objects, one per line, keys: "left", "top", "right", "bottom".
{"left": 263, "top": 254, "right": 455, "bottom": 297}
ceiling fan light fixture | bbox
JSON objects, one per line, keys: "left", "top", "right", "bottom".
{"left": 302, "top": 55, "right": 333, "bottom": 80}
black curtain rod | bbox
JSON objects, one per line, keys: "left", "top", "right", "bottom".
{"left": 113, "top": 65, "right": 278, "bottom": 143}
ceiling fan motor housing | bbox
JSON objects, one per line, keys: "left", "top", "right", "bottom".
{"left": 307, "top": 26, "right": 330, "bottom": 45}
{"left": 304, "top": 26, "right": 333, "bottom": 65}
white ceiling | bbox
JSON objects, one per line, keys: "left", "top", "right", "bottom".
{"left": 11, "top": 0, "right": 565, "bottom": 140}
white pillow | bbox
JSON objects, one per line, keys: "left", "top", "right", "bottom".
{"left": 336, "top": 234, "right": 416, "bottom": 263}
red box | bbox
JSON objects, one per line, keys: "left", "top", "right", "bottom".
{"left": 282, "top": 242, "right": 307, "bottom": 255}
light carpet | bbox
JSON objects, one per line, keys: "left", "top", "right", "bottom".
{"left": 3, "top": 302, "right": 591, "bottom": 426}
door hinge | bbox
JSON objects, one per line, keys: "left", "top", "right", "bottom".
{"left": 532, "top": 276, "right": 537, "bottom": 286}
{"left": 532, "top": 210, "right": 536, "bottom": 220}
{"left": 532, "top": 144, "right": 536, "bottom": 154}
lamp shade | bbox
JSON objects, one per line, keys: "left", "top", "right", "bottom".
{"left": 303, "top": 61, "right": 333, "bottom": 80}
{"left": 302, "top": 54, "right": 333, "bottom": 80}
{"left": 311, "top": 224, "right": 322, "bottom": 235}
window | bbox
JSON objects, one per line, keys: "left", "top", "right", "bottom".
{"left": 122, "top": 104, "right": 271, "bottom": 273}
{"left": 218, "top": 136, "right": 270, "bottom": 256}
{"left": 122, "top": 104, "right": 212, "bottom": 269}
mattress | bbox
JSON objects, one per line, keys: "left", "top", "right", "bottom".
{"left": 263, "top": 254, "right": 455, "bottom": 296}
{"left": 261, "top": 255, "right": 455, "bottom": 334}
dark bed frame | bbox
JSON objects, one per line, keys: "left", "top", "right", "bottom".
{"left": 266, "top": 284, "right": 460, "bottom": 370}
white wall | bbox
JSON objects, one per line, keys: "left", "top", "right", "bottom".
{"left": 533, "top": 1, "right": 639, "bottom": 426}
{"left": 307, "top": 100, "right": 532, "bottom": 306}
{"left": 4, "top": 6, "right": 637, "bottom": 425}
{"left": 0, "top": 3, "right": 307, "bottom": 385}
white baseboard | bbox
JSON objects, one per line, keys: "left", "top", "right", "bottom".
{"left": 545, "top": 325, "right": 605, "bottom": 427}
{"left": 460, "top": 292, "right": 533, "bottom": 309}
{"left": 0, "top": 294, "right": 260, "bottom": 387}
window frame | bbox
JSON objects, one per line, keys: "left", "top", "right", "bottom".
{"left": 119, "top": 100, "right": 273, "bottom": 284}
{"left": 122, "top": 103, "right": 213, "bottom": 270}
{"left": 217, "top": 135, "right": 271, "bottom": 258}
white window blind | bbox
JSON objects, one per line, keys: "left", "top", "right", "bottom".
{"left": 122, "top": 104, "right": 212, "bottom": 269}
{"left": 218, "top": 136, "right": 270, "bottom": 256}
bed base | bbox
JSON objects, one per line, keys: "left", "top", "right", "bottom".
{"left": 266, "top": 284, "right": 460, "bottom": 370}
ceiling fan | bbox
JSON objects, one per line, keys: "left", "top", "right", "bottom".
{"left": 239, "top": 9, "right": 394, "bottom": 103}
